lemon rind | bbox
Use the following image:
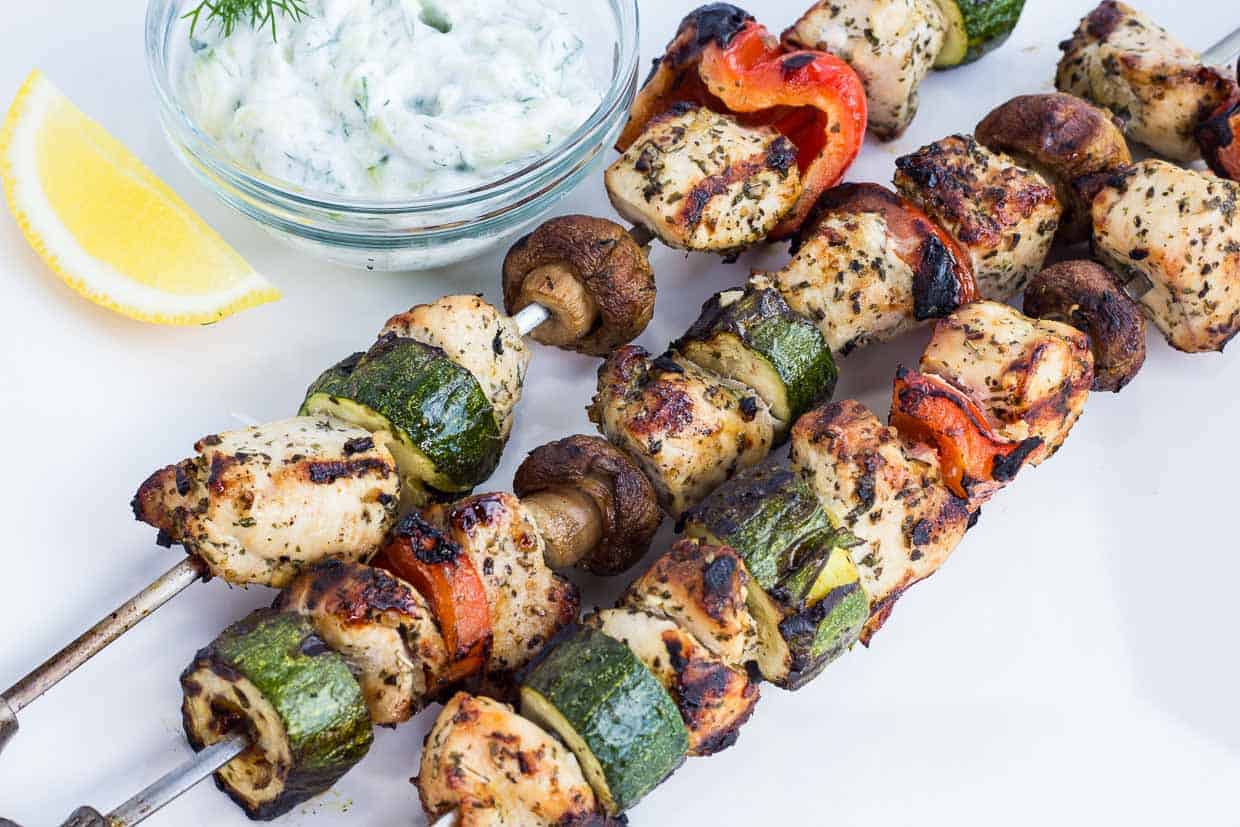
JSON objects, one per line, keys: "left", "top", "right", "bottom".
{"left": 0, "top": 70, "right": 280, "bottom": 326}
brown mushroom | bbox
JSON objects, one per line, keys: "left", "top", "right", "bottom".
{"left": 514, "top": 435, "right": 661, "bottom": 575}
{"left": 1196, "top": 87, "right": 1240, "bottom": 181}
{"left": 502, "top": 215, "right": 656, "bottom": 356}
{"left": 975, "top": 93, "right": 1131, "bottom": 243}
{"left": 1023, "top": 260, "right": 1146, "bottom": 392}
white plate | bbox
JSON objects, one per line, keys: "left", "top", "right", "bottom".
{"left": 0, "top": 0, "right": 1237, "bottom": 824}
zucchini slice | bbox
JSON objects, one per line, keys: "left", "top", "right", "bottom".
{"left": 676, "top": 285, "right": 837, "bottom": 436}
{"left": 933, "top": 0, "right": 1026, "bottom": 69}
{"left": 179, "top": 609, "right": 373, "bottom": 820}
{"left": 680, "top": 463, "right": 834, "bottom": 589}
{"left": 588, "top": 608, "right": 758, "bottom": 757}
{"left": 681, "top": 464, "right": 868, "bottom": 689}
{"left": 519, "top": 627, "right": 688, "bottom": 815}
{"left": 300, "top": 334, "right": 503, "bottom": 508}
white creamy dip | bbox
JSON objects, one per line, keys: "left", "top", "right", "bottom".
{"left": 177, "top": 0, "right": 603, "bottom": 198}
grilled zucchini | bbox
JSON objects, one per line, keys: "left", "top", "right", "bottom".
{"left": 179, "top": 610, "right": 373, "bottom": 820}
{"left": 677, "top": 285, "right": 837, "bottom": 436}
{"left": 933, "top": 0, "right": 1026, "bottom": 68}
{"left": 681, "top": 464, "right": 868, "bottom": 689}
{"left": 301, "top": 334, "right": 503, "bottom": 508}
{"left": 519, "top": 626, "right": 688, "bottom": 815}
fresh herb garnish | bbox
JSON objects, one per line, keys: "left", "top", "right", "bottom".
{"left": 183, "top": 0, "right": 309, "bottom": 42}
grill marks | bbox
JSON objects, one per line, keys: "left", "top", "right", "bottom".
{"left": 606, "top": 106, "right": 802, "bottom": 254}
{"left": 896, "top": 135, "right": 1060, "bottom": 301}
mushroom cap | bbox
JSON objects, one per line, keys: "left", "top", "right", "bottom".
{"left": 1023, "top": 260, "right": 1146, "bottom": 392}
{"left": 502, "top": 215, "right": 656, "bottom": 356}
{"left": 514, "top": 435, "right": 661, "bottom": 575}
{"left": 975, "top": 93, "right": 1130, "bottom": 243}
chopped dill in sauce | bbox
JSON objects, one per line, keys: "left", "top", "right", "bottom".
{"left": 177, "top": 0, "right": 602, "bottom": 198}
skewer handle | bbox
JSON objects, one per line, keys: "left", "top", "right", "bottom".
{"left": 0, "top": 557, "right": 206, "bottom": 755}
{"left": 1204, "top": 25, "right": 1240, "bottom": 68}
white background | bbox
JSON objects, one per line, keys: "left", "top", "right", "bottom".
{"left": 1, "top": 1, "right": 1238, "bottom": 824}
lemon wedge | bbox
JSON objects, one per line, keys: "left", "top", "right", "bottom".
{"left": 0, "top": 71, "right": 279, "bottom": 325}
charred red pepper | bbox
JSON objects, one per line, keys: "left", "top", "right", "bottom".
{"left": 1196, "top": 75, "right": 1240, "bottom": 181}
{"left": 618, "top": 4, "right": 868, "bottom": 239}
{"left": 798, "top": 183, "right": 978, "bottom": 319}
{"left": 889, "top": 368, "right": 1041, "bottom": 507}
{"left": 371, "top": 512, "right": 492, "bottom": 692}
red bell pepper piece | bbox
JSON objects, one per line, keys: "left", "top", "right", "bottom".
{"left": 889, "top": 368, "right": 1040, "bottom": 507}
{"left": 371, "top": 513, "right": 492, "bottom": 692}
{"left": 618, "top": 5, "right": 867, "bottom": 240}
{"left": 1197, "top": 85, "right": 1240, "bottom": 181}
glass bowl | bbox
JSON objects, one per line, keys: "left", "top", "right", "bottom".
{"left": 144, "top": 0, "right": 640, "bottom": 271}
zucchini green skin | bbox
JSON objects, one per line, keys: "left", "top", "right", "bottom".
{"left": 179, "top": 609, "right": 373, "bottom": 820}
{"left": 935, "top": 0, "right": 1026, "bottom": 68}
{"left": 519, "top": 627, "right": 688, "bottom": 815}
{"left": 679, "top": 464, "right": 832, "bottom": 591}
{"left": 680, "top": 464, "right": 866, "bottom": 689}
{"left": 676, "top": 285, "right": 837, "bottom": 434}
{"left": 300, "top": 334, "right": 502, "bottom": 496}
{"left": 773, "top": 544, "right": 869, "bottom": 689}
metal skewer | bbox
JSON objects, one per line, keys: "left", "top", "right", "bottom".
{"left": 1203, "top": 24, "right": 1240, "bottom": 67}
{"left": 0, "top": 302, "right": 558, "bottom": 757}
{"left": 10, "top": 729, "right": 455, "bottom": 826}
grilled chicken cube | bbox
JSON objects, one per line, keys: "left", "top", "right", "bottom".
{"left": 274, "top": 560, "right": 447, "bottom": 726}
{"left": 622, "top": 540, "right": 759, "bottom": 668}
{"left": 895, "top": 134, "right": 1060, "bottom": 301}
{"left": 605, "top": 104, "right": 801, "bottom": 254}
{"left": 425, "top": 493, "right": 579, "bottom": 673}
{"left": 418, "top": 692, "right": 600, "bottom": 827}
{"left": 1087, "top": 160, "right": 1240, "bottom": 353}
{"left": 588, "top": 608, "right": 759, "bottom": 757}
{"left": 1056, "top": 1, "right": 1233, "bottom": 162}
{"left": 759, "top": 183, "right": 975, "bottom": 355}
{"left": 920, "top": 301, "right": 1093, "bottom": 464}
{"left": 783, "top": 0, "right": 946, "bottom": 140}
{"left": 792, "top": 401, "right": 970, "bottom": 641}
{"left": 132, "top": 416, "right": 398, "bottom": 588}
{"left": 590, "top": 346, "right": 775, "bottom": 517}
{"left": 383, "top": 294, "right": 530, "bottom": 440}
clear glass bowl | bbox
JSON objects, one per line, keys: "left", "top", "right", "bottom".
{"left": 144, "top": 0, "right": 639, "bottom": 271}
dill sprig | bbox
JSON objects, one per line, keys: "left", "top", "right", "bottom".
{"left": 183, "top": 0, "right": 309, "bottom": 42}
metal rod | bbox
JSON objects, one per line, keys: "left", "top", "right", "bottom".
{"left": 0, "top": 557, "right": 206, "bottom": 755}
{"left": 107, "top": 733, "right": 249, "bottom": 826}
{"left": 512, "top": 301, "right": 552, "bottom": 336}
{"left": 1203, "top": 25, "right": 1240, "bottom": 68}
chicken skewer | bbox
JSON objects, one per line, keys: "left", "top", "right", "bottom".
{"left": 18, "top": 277, "right": 1132, "bottom": 826}
{"left": 0, "top": 259, "right": 661, "bottom": 756}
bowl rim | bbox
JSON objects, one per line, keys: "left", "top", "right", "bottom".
{"left": 144, "top": 0, "right": 640, "bottom": 215}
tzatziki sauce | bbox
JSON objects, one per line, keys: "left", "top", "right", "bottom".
{"left": 177, "top": 0, "right": 603, "bottom": 199}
